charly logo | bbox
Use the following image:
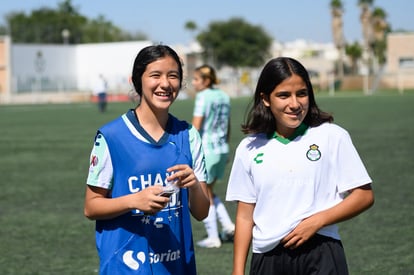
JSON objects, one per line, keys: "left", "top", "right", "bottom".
{"left": 254, "top": 153, "right": 264, "bottom": 164}
{"left": 123, "top": 250, "right": 146, "bottom": 270}
{"left": 306, "top": 144, "right": 321, "bottom": 161}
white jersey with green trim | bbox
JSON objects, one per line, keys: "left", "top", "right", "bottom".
{"left": 226, "top": 122, "right": 372, "bottom": 253}
{"left": 193, "top": 88, "right": 230, "bottom": 155}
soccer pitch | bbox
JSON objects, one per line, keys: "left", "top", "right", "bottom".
{"left": 0, "top": 91, "right": 413, "bottom": 274}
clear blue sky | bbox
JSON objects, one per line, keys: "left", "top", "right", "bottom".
{"left": 1, "top": 0, "right": 413, "bottom": 45}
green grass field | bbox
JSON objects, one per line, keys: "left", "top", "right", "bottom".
{"left": 0, "top": 90, "right": 413, "bottom": 274}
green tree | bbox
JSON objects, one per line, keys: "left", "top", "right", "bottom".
{"left": 184, "top": 21, "right": 198, "bottom": 42}
{"left": 4, "top": 0, "right": 147, "bottom": 43}
{"left": 0, "top": 25, "right": 7, "bottom": 35}
{"left": 358, "top": 0, "right": 390, "bottom": 70}
{"left": 82, "top": 15, "right": 147, "bottom": 43}
{"left": 6, "top": 0, "right": 87, "bottom": 43}
{"left": 184, "top": 21, "right": 197, "bottom": 34}
{"left": 371, "top": 7, "right": 389, "bottom": 65}
{"left": 345, "top": 41, "right": 363, "bottom": 74}
{"left": 196, "top": 17, "right": 272, "bottom": 68}
{"left": 358, "top": 0, "right": 374, "bottom": 50}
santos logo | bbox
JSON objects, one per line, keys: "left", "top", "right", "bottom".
{"left": 123, "top": 249, "right": 181, "bottom": 270}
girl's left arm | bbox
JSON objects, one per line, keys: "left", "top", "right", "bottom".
{"left": 188, "top": 180, "right": 210, "bottom": 220}
{"left": 282, "top": 184, "right": 374, "bottom": 249}
{"left": 166, "top": 164, "right": 209, "bottom": 220}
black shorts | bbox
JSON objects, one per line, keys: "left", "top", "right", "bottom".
{"left": 250, "top": 234, "right": 349, "bottom": 275}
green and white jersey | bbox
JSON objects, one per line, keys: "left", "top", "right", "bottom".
{"left": 193, "top": 88, "right": 230, "bottom": 155}
{"left": 226, "top": 123, "right": 372, "bottom": 254}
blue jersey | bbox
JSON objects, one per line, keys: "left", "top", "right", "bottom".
{"left": 95, "top": 112, "right": 197, "bottom": 274}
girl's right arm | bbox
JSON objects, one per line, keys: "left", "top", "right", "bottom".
{"left": 84, "top": 132, "right": 171, "bottom": 220}
{"left": 232, "top": 201, "right": 255, "bottom": 275}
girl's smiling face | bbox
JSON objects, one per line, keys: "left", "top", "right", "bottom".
{"left": 261, "top": 74, "right": 309, "bottom": 138}
{"left": 140, "top": 56, "right": 181, "bottom": 110}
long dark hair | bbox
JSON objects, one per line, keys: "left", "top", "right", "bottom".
{"left": 242, "top": 57, "right": 333, "bottom": 135}
{"left": 131, "top": 45, "right": 183, "bottom": 96}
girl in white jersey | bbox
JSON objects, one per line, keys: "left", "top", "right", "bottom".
{"left": 226, "top": 57, "right": 374, "bottom": 275}
{"left": 192, "top": 65, "right": 235, "bottom": 248}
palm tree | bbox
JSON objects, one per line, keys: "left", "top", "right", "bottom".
{"left": 371, "top": 7, "right": 389, "bottom": 65}
{"left": 358, "top": 0, "right": 374, "bottom": 51}
{"left": 330, "top": 0, "right": 345, "bottom": 79}
{"left": 184, "top": 21, "right": 198, "bottom": 42}
{"left": 358, "top": 0, "right": 374, "bottom": 94}
{"left": 345, "top": 42, "right": 363, "bottom": 74}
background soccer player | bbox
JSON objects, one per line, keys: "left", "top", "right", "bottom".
{"left": 192, "top": 64, "right": 235, "bottom": 248}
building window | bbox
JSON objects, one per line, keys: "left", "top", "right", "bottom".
{"left": 399, "top": 57, "right": 414, "bottom": 68}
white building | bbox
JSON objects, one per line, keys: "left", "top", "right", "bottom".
{"left": 7, "top": 40, "right": 153, "bottom": 102}
{"left": 1, "top": 34, "right": 412, "bottom": 104}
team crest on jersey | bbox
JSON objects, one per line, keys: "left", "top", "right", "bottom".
{"left": 306, "top": 144, "right": 321, "bottom": 161}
